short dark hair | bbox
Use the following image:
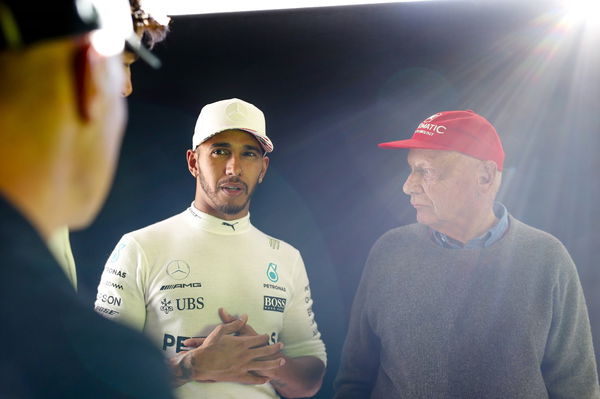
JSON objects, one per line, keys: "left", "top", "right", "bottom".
{"left": 129, "top": 0, "right": 169, "bottom": 50}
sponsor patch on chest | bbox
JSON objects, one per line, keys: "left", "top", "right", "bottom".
{"left": 160, "top": 282, "right": 202, "bottom": 291}
{"left": 263, "top": 295, "right": 286, "bottom": 313}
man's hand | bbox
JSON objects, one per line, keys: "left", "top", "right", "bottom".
{"left": 178, "top": 308, "right": 325, "bottom": 397}
{"left": 180, "top": 309, "right": 259, "bottom": 350}
{"left": 216, "top": 308, "right": 326, "bottom": 398}
{"left": 169, "top": 315, "right": 285, "bottom": 387}
{"left": 218, "top": 308, "right": 258, "bottom": 336}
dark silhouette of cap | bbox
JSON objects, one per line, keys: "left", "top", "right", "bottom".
{"left": 0, "top": 0, "right": 160, "bottom": 68}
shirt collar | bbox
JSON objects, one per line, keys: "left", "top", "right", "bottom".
{"left": 432, "top": 202, "right": 509, "bottom": 249}
{"left": 187, "top": 202, "right": 251, "bottom": 234}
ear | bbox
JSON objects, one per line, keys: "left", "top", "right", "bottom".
{"left": 477, "top": 160, "right": 498, "bottom": 192}
{"left": 258, "top": 156, "right": 270, "bottom": 183}
{"left": 72, "top": 41, "right": 101, "bottom": 122}
{"left": 186, "top": 149, "right": 199, "bottom": 178}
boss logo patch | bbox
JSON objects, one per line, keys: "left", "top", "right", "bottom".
{"left": 263, "top": 296, "right": 286, "bottom": 313}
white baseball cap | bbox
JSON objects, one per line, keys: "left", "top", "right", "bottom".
{"left": 192, "top": 98, "right": 274, "bottom": 153}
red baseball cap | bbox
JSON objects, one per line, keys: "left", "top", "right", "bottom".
{"left": 378, "top": 110, "right": 505, "bottom": 170}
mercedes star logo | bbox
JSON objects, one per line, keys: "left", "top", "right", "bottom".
{"left": 166, "top": 260, "right": 191, "bottom": 280}
{"left": 225, "top": 102, "right": 248, "bottom": 122}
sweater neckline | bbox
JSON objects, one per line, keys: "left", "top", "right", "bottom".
{"left": 419, "top": 214, "right": 516, "bottom": 254}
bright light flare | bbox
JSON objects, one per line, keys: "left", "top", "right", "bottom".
{"left": 560, "top": 0, "right": 600, "bottom": 29}
{"left": 79, "top": 0, "right": 132, "bottom": 57}
{"left": 145, "top": 0, "right": 432, "bottom": 16}
{"left": 140, "top": 0, "right": 170, "bottom": 26}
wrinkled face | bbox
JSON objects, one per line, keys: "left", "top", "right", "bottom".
{"left": 187, "top": 129, "right": 269, "bottom": 220}
{"left": 403, "top": 149, "right": 483, "bottom": 235}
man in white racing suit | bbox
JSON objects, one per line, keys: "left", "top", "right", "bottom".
{"left": 95, "top": 98, "right": 326, "bottom": 398}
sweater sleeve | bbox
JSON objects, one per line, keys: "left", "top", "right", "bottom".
{"left": 94, "top": 236, "right": 148, "bottom": 331}
{"left": 334, "top": 248, "right": 381, "bottom": 398}
{"left": 541, "top": 247, "right": 600, "bottom": 398}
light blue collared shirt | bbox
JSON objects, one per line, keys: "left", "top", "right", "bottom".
{"left": 432, "top": 202, "right": 509, "bottom": 249}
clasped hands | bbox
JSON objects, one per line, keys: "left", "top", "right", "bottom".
{"left": 171, "top": 308, "right": 285, "bottom": 386}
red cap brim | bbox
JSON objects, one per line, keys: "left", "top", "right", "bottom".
{"left": 378, "top": 138, "right": 453, "bottom": 151}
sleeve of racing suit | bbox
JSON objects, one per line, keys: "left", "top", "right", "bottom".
{"left": 278, "top": 251, "right": 327, "bottom": 366}
{"left": 94, "top": 235, "right": 147, "bottom": 331}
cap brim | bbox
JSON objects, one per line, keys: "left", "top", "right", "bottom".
{"left": 240, "top": 129, "right": 273, "bottom": 153}
{"left": 125, "top": 34, "right": 161, "bottom": 69}
{"left": 378, "top": 138, "right": 451, "bottom": 151}
{"left": 196, "top": 128, "right": 274, "bottom": 154}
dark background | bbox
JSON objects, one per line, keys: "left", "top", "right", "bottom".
{"left": 72, "top": 1, "right": 600, "bottom": 397}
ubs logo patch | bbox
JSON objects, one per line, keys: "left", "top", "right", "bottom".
{"left": 160, "top": 298, "right": 173, "bottom": 314}
{"left": 263, "top": 296, "right": 286, "bottom": 313}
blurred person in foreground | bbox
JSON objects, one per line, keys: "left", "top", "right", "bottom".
{"left": 47, "top": 0, "right": 170, "bottom": 290}
{"left": 0, "top": 0, "right": 176, "bottom": 397}
{"left": 95, "top": 98, "right": 327, "bottom": 398}
{"left": 334, "top": 110, "right": 600, "bottom": 398}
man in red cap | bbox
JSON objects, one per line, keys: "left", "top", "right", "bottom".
{"left": 334, "top": 110, "right": 599, "bottom": 398}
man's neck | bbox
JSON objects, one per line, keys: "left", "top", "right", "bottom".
{"left": 0, "top": 143, "right": 67, "bottom": 241}
{"left": 192, "top": 200, "right": 249, "bottom": 222}
{"left": 0, "top": 183, "right": 58, "bottom": 240}
{"left": 435, "top": 209, "right": 499, "bottom": 244}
